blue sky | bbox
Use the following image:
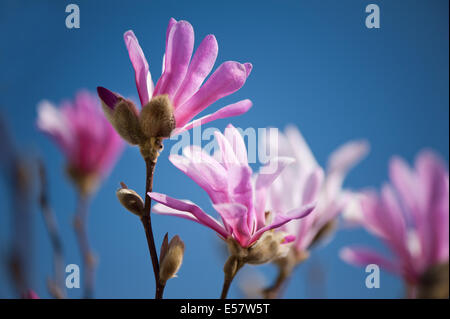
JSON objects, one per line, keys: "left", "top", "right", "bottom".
{"left": 0, "top": 0, "right": 448, "bottom": 298}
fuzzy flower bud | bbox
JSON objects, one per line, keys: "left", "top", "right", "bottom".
{"left": 116, "top": 182, "right": 144, "bottom": 216}
{"left": 111, "top": 99, "right": 146, "bottom": 145}
{"left": 226, "top": 231, "right": 289, "bottom": 266}
{"left": 159, "top": 234, "right": 185, "bottom": 285}
{"left": 139, "top": 94, "right": 175, "bottom": 138}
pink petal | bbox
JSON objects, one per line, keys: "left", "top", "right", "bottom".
{"left": 227, "top": 164, "right": 254, "bottom": 229}
{"left": 327, "top": 140, "right": 370, "bottom": 176}
{"left": 225, "top": 124, "right": 248, "bottom": 165}
{"left": 214, "top": 129, "right": 241, "bottom": 168}
{"left": 213, "top": 203, "right": 250, "bottom": 247}
{"left": 302, "top": 168, "right": 324, "bottom": 205}
{"left": 254, "top": 157, "right": 295, "bottom": 228}
{"left": 153, "top": 20, "right": 195, "bottom": 100}
{"left": 37, "top": 100, "right": 74, "bottom": 156}
{"left": 124, "top": 30, "right": 154, "bottom": 105}
{"left": 173, "top": 34, "right": 218, "bottom": 107}
{"left": 251, "top": 203, "right": 315, "bottom": 245}
{"left": 340, "top": 246, "right": 400, "bottom": 274}
{"left": 284, "top": 125, "right": 318, "bottom": 171}
{"left": 325, "top": 139, "right": 369, "bottom": 198}
{"left": 148, "top": 192, "right": 228, "bottom": 238}
{"left": 169, "top": 153, "right": 229, "bottom": 204}
{"left": 174, "top": 61, "right": 252, "bottom": 127}
{"left": 415, "top": 150, "right": 450, "bottom": 264}
{"left": 282, "top": 235, "right": 296, "bottom": 244}
{"left": 173, "top": 99, "right": 252, "bottom": 134}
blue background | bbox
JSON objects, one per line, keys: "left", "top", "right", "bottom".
{"left": 0, "top": 0, "right": 448, "bottom": 298}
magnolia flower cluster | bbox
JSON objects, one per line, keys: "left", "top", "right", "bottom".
{"left": 264, "top": 126, "right": 369, "bottom": 256}
{"left": 34, "top": 17, "right": 449, "bottom": 299}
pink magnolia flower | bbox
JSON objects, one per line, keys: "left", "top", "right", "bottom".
{"left": 149, "top": 125, "right": 315, "bottom": 248}
{"left": 264, "top": 126, "right": 369, "bottom": 252}
{"left": 341, "top": 150, "right": 449, "bottom": 286}
{"left": 37, "top": 91, "right": 124, "bottom": 183}
{"left": 97, "top": 18, "right": 252, "bottom": 135}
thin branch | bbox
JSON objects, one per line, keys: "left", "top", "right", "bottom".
{"left": 38, "top": 160, "right": 65, "bottom": 299}
{"left": 73, "top": 193, "right": 96, "bottom": 299}
{"left": 140, "top": 157, "right": 165, "bottom": 299}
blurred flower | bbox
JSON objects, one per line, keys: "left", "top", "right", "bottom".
{"left": 149, "top": 124, "right": 314, "bottom": 249}
{"left": 265, "top": 126, "right": 369, "bottom": 254}
{"left": 97, "top": 18, "right": 252, "bottom": 145}
{"left": 260, "top": 126, "right": 368, "bottom": 298}
{"left": 341, "top": 150, "right": 449, "bottom": 298}
{"left": 37, "top": 90, "right": 124, "bottom": 194}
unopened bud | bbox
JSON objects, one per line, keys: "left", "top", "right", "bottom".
{"left": 116, "top": 183, "right": 144, "bottom": 216}
{"left": 139, "top": 95, "right": 175, "bottom": 138}
{"left": 112, "top": 99, "right": 146, "bottom": 145}
{"left": 159, "top": 235, "right": 185, "bottom": 285}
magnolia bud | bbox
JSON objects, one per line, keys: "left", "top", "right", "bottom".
{"left": 245, "top": 232, "right": 280, "bottom": 265}
{"left": 112, "top": 99, "right": 146, "bottom": 145}
{"left": 139, "top": 95, "right": 175, "bottom": 138}
{"left": 159, "top": 235, "right": 185, "bottom": 285}
{"left": 116, "top": 183, "right": 144, "bottom": 216}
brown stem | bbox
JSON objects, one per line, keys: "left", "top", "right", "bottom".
{"left": 73, "top": 193, "right": 96, "bottom": 299}
{"left": 263, "top": 266, "right": 292, "bottom": 299}
{"left": 221, "top": 257, "right": 244, "bottom": 299}
{"left": 140, "top": 158, "right": 165, "bottom": 299}
{"left": 38, "top": 161, "right": 65, "bottom": 299}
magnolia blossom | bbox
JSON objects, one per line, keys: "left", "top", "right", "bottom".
{"left": 149, "top": 125, "right": 315, "bottom": 248}
{"left": 98, "top": 18, "right": 252, "bottom": 136}
{"left": 37, "top": 91, "right": 124, "bottom": 185}
{"left": 264, "top": 126, "right": 369, "bottom": 253}
{"left": 341, "top": 150, "right": 449, "bottom": 287}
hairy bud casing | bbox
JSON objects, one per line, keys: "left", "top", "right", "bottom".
{"left": 159, "top": 235, "right": 185, "bottom": 285}
{"left": 112, "top": 99, "right": 146, "bottom": 145}
{"left": 116, "top": 184, "right": 144, "bottom": 216}
{"left": 139, "top": 94, "right": 175, "bottom": 138}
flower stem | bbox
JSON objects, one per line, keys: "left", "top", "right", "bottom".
{"left": 262, "top": 266, "right": 292, "bottom": 299}
{"left": 38, "top": 161, "right": 65, "bottom": 299}
{"left": 221, "top": 257, "right": 244, "bottom": 299}
{"left": 73, "top": 192, "right": 95, "bottom": 299}
{"left": 140, "top": 157, "right": 165, "bottom": 299}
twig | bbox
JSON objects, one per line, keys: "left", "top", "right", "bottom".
{"left": 38, "top": 160, "right": 65, "bottom": 298}
{"left": 73, "top": 193, "right": 96, "bottom": 299}
{"left": 140, "top": 157, "right": 165, "bottom": 299}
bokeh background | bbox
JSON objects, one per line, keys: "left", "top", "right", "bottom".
{"left": 0, "top": 0, "right": 448, "bottom": 298}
